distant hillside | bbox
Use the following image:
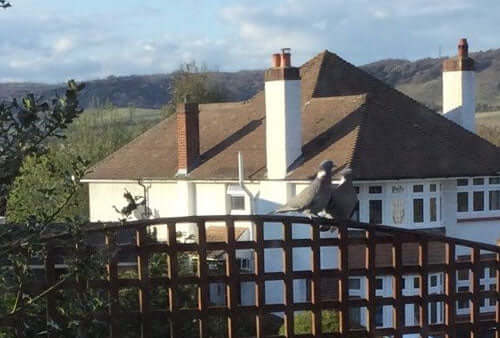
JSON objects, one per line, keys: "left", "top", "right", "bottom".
{"left": 361, "top": 48, "right": 500, "bottom": 111}
{"left": 2, "top": 48, "right": 500, "bottom": 111}
{"left": 0, "top": 71, "right": 263, "bottom": 109}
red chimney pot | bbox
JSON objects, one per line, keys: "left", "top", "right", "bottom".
{"left": 458, "top": 38, "right": 468, "bottom": 57}
{"left": 272, "top": 53, "right": 281, "bottom": 67}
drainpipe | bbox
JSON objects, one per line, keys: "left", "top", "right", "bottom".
{"left": 238, "top": 151, "right": 255, "bottom": 214}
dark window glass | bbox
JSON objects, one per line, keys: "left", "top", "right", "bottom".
{"left": 430, "top": 198, "right": 437, "bottom": 222}
{"left": 349, "top": 278, "right": 361, "bottom": 290}
{"left": 430, "top": 275, "right": 438, "bottom": 287}
{"left": 490, "top": 191, "right": 500, "bottom": 210}
{"left": 457, "top": 192, "right": 468, "bottom": 212}
{"left": 369, "top": 186, "right": 382, "bottom": 194}
{"left": 480, "top": 268, "right": 485, "bottom": 279}
{"left": 457, "top": 269, "right": 469, "bottom": 281}
{"left": 369, "top": 200, "right": 382, "bottom": 224}
{"left": 414, "top": 277, "right": 420, "bottom": 289}
{"left": 457, "top": 179, "right": 469, "bottom": 186}
{"left": 230, "top": 196, "right": 245, "bottom": 210}
{"left": 473, "top": 178, "right": 484, "bottom": 185}
{"left": 413, "top": 199, "right": 424, "bottom": 223}
{"left": 457, "top": 286, "right": 469, "bottom": 309}
{"left": 375, "top": 306, "right": 384, "bottom": 327}
{"left": 430, "top": 184, "right": 437, "bottom": 192}
{"left": 354, "top": 186, "right": 360, "bottom": 194}
{"left": 349, "top": 306, "right": 361, "bottom": 327}
{"left": 376, "top": 278, "right": 383, "bottom": 290}
{"left": 473, "top": 191, "right": 484, "bottom": 211}
{"left": 490, "top": 284, "right": 497, "bottom": 306}
{"left": 490, "top": 268, "right": 496, "bottom": 278}
{"left": 489, "top": 177, "right": 500, "bottom": 185}
{"left": 430, "top": 302, "right": 437, "bottom": 323}
{"left": 413, "top": 184, "right": 424, "bottom": 193}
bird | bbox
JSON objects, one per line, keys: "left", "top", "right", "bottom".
{"left": 320, "top": 167, "right": 358, "bottom": 231}
{"left": 273, "top": 160, "right": 335, "bottom": 218}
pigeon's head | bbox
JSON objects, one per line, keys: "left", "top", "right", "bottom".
{"left": 316, "top": 160, "right": 335, "bottom": 179}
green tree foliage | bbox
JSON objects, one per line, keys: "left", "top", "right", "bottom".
{"left": 0, "top": 80, "right": 85, "bottom": 215}
{"left": 165, "top": 61, "right": 228, "bottom": 114}
{"left": 279, "top": 310, "right": 339, "bottom": 336}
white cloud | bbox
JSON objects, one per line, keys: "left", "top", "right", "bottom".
{"left": 53, "top": 37, "right": 74, "bottom": 54}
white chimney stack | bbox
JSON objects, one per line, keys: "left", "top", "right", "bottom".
{"left": 264, "top": 48, "right": 302, "bottom": 179}
{"left": 442, "top": 38, "right": 476, "bottom": 133}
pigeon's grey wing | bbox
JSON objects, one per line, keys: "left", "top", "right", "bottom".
{"left": 275, "top": 181, "right": 320, "bottom": 213}
{"left": 331, "top": 181, "right": 358, "bottom": 219}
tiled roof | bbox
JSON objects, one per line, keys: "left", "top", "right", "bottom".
{"left": 84, "top": 51, "right": 500, "bottom": 181}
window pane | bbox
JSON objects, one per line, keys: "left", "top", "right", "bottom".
{"left": 349, "top": 278, "right": 361, "bottom": 290}
{"left": 392, "top": 199, "right": 405, "bottom": 225}
{"left": 369, "top": 200, "right": 382, "bottom": 224}
{"left": 473, "top": 178, "right": 484, "bottom": 185}
{"left": 230, "top": 196, "right": 245, "bottom": 210}
{"left": 376, "top": 306, "right": 384, "bottom": 327}
{"left": 369, "top": 186, "right": 382, "bottom": 194}
{"left": 414, "top": 277, "right": 420, "bottom": 289}
{"left": 430, "top": 184, "right": 437, "bottom": 192}
{"left": 457, "top": 179, "right": 469, "bottom": 186}
{"left": 430, "top": 198, "right": 437, "bottom": 222}
{"left": 413, "top": 199, "right": 424, "bottom": 223}
{"left": 457, "top": 270, "right": 469, "bottom": 281}
{"left": 473, "top": 191, "right": 484, "bottom": 211}
{"left": 430, "top": 302, "right": 437, "bottom": 323}
{"left": 490, "top": 191, "right": 500, "bottom": 210}
{"left": 489, "top": 177, "right": 500, "bottom": 185}
{"left": 457, "top": 192, "right": 468, "bottom": 212}
{"left": 430, "top": 275, "right": 438, "bottom": 287}
{"left": 413, "top": 185, "right": 424, "bottom": 193}
{"left": 376, "top": 278, "right": 383, "bottom": 290}
{"left": 354, "top": 186, "right": 360, "bottom": 194}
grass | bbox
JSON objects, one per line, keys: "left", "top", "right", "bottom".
{"left": 477, "top": 111, "right": 500, "bottom": 146}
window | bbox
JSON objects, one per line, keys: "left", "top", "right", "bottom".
{"left": 369, "top": 200, "right": 382, "bottom": 224}
{"left": 414, "top": 277, "right": 420, "bottom": 289}
{"left": 354, "top": 186, "right": 360, "bottom": 194}
{"left": 458, "top": 270, "right": 469, "bottom": 281}
{"left": 490, "top": 191, "right": 500, "bottom": 210}
{"left": 473, "top": 178, "right": 485, "bottom": 185}
{"left": 457, "top": 179, "right": 469, "bottom": 186}
{"left": 351, "top": 202, "right": 360, "bottom": 222}
{"left": 430, "top": 184, "right": 437, "bottom": 192}
{"left": 430, "top": 198, "right": 437, "bottom": 222}
{"left": 430, "top": 275, "right": 438, "bottom": 287}
{"left": 473, "top": 191, "right": 484, "bottom": 211}
{"left": 349, "top": 278, "right": 361, "bottom": 290}
{"left": 457, "top": 192, "right": 468, "bottom": 212}
{"left": 349, "top": 306, "right": 361, "bottom": 327}
{"left": 376, "top": 278, "right": 383, "bottom": 290}
{"left": 430, "top": 302, "right": 438, "bottom": 324}
{"left": 413, "top": 184, "right": 424, "bottom": 193}
{"left": 457, "top": 286, "right": 469, "bottom": 309}
{"left": 490, "top": 268, "right": 496, "bottom": 278}
{"left": 413, "top": 199, "right": 424, "bottom": 223}
{"left": 392, "top": 185, "right": 404, "bottom": 193}
{"left": 392, "top": 199, "right": 405, "bottom": 225}
{"left": 230, "top": 196, "right": 245, "bottom": 210}
{"left": 369, "top": 186, "right": 382, "bottom": 194}
{"left": 489, "top": 177, "right": 500, "bottom": 185}
{"left": 375, "top": 306, "right": 384, "bottom": 327}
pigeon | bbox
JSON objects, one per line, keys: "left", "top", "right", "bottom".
{"left": 273, "top": 160, "right": 335, "bottom": 218}
{"left": 320, "top": 167, "right": 358, "bottom": 231}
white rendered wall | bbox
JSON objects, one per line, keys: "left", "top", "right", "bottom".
{"left": 443, "top": 71, "right": 476, "bottom": 133}
{"left": 264, "top": 79, "right": 302, "bottom": 179}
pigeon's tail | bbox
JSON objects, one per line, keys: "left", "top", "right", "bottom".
{"left": 272, "top": 206, "right": 299, "bottom": 214}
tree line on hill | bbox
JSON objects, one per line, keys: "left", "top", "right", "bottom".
{"left": 2, "top": 48, "right": 500, "bottom": 112}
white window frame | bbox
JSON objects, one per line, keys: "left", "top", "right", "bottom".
{"left": 457, "top": 176, "right": 500, "bottom": 219}
{"left": 226, "top": 184, "right": 248, "bottom": 215}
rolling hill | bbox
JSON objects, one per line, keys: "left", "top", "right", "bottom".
{"left": 2, "top": 48, "right": 500, "bottom": 111}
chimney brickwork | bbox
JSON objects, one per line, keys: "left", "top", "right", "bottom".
{"left": 176, "top": 102, "right": 200, "bottom": 175}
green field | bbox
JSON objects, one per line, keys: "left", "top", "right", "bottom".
{"left": 478, "top": 111, "right": 500, "bottom": 127}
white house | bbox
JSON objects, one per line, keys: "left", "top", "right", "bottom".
{"left": 82, "top": 39, "right": 500, "bottom": 333}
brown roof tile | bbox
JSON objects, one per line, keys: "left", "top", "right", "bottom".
{"left": 85, "top": 50, "right": 500, "bottom": 181}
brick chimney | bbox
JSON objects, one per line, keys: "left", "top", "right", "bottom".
{"left": 442, "top": 38, "right": 476, "bottom": 133}
{"left": 264, "top": 48, "right": 302, "bottom": 179}
{"left": 176, "top": 102, "right": 200, "bottom": 175}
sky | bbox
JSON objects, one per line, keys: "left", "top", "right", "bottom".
{"left": 1, "top": 0, "right": 500, "bottom": 83}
